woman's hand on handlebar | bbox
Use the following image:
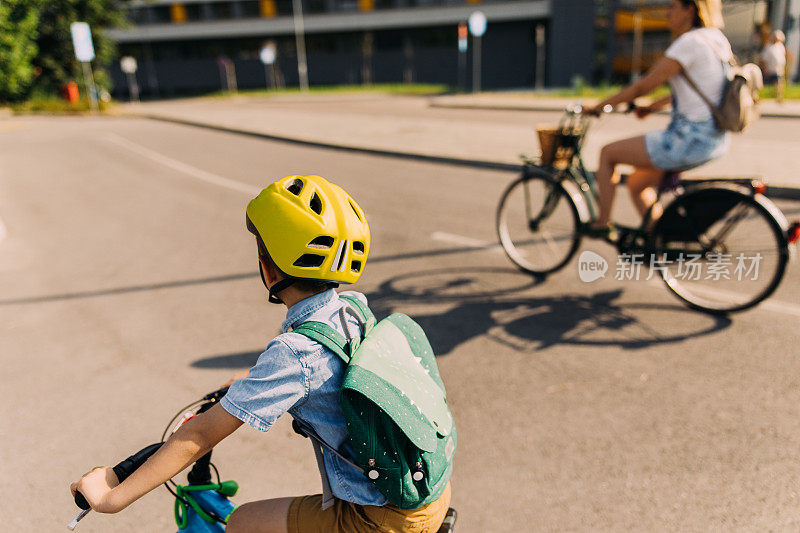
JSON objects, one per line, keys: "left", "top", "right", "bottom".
{"left": 70, "top": 466, "right": 123, "bottom": 514}
{"left": 581, "top": 103, "right": 614, "bottom": 117}
{"left": 634, "top": 104, "right": 652, "bottom": 119}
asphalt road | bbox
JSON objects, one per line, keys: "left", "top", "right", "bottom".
{"left": 132, "top": 94, "right": 800, "bottom": 190}
{"left": 1, "top": 115, "right": 799, "bottom": 532}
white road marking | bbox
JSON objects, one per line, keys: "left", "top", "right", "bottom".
{"left": 434, "top": 230, "right": 800, "bottom": 318}
{"left": 104, "top": 133, "right": 260, "bottom": 196}
{"left": 430, "top": 231, "right": 501, "bottom": 251}
{"left": 0, "top": 216, "right": 7, "bottom": 247}
{"left": 653, "top": 279, "right": 800, "bottom": 318}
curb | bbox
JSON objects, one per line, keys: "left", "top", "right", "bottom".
{"left": 139, "top": 113, "right": 519, "bottom": 172}
{"left": 135, "top": 113, "right": 800, "bottom": 202}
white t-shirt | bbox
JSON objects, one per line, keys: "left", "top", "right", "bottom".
{"left": 665, "top": 28, "right": 732, "bottom": 122}
{"left": 760, "top": 42, "right": 786, "bottom": 77}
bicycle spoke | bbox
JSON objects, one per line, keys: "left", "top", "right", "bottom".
{"left": 652, "top": 189, "right": 788, "bottom": 313}
{"left": 497, "top": 173, "right": 580, "bottom": 275}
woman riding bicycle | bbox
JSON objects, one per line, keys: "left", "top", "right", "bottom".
{"left": 585, "top": 0, "right": 731, "bottom": 238}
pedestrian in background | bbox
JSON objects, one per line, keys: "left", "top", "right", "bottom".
{"left": 760, "top": 30, "right": 787, "bottom": 103}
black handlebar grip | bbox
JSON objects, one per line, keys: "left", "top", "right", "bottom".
{"left": 73, "top": 443, "right": 164, "bottom": 510}
{"left": 74, "top": 491, "right": 91, "bottom": 510}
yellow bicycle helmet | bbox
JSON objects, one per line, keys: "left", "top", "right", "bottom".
{"left": 246, "top": 175, "right": 370, "bottom": 301}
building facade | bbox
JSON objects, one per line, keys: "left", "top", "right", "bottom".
{"left": 108, "top": 0, "right": 797, "bottom": 97}
{"left": 108, "top": 0, "right": 597, "bottom": 97}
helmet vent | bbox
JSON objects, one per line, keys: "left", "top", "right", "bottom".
{"left": 351, "top": 261, "right": 362, "bottom": 273}
{"left": 353, "top": 241, "right": 365, "bottom": 255}
{"left": 285, "top": 178, "right": 304, "bottom": 196}
{"left": 349, "top": 200, "right": 363, "bottom": 222}
{"left": 309, "top": 193, "right": 323, "bottom": 215}
{"left": 308, "top": 236, "right": 334, "bottom": 249}
{"left": 293, "top": 254, "right": 325, "bottom": 268}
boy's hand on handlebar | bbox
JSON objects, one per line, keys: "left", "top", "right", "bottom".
{"left": 70, "top": 467, "right": 122, "bottom": 513}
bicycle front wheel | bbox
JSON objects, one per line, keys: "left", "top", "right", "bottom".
{"left": 496, "top": 170, "right": 581, "bottom": 276}
{"left": 650, "top": 186, "right": 789, "bottom": 314}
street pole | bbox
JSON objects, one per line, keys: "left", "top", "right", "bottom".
{"left": 81, "top": 61, "right": 98, "bottom": 111}
{"left": 458, "top": 47, "right": 466, "bottom": 92}
{"left": 472, "top": 35, "right": 481, "bottom": 93}
{"left": 126, "top": 72, "right": 139, "bottom": 102}
{"left": 631, "top": 0, "right": 643, "bottom": 82}
{"left": 264, "top": 63, "right": 277, "bottom": 89}
{"left": 468, "top": 11, "right": 486, "bottom": 94}
{"left": 535, "top": 24, "right": 546, "bottom": 89}
{"left": 292, "top": 0, "right": 309, "bottom": 91}
{"left": 458, "top": 22, "right": 467, "bottom": 92}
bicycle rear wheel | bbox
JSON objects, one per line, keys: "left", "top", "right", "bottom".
{"left": 496, "top": 169, "right": 581, "bottom": 276}
{"left": 649, "top": 186, "right": 789, "bottom": 314}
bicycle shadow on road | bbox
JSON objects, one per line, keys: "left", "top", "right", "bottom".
{"left": 188, "top": 266, "right": 733, "bottom": 368}
{"left": 365, "top": 267, "right": 733, "bottom": 356}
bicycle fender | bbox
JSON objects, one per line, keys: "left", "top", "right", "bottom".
{"left": 559, "top": 179, "right": 592, "bottom": 225}
{"left": 755, "top": 194, "right": 796, "bottom": 259}
{"left": 680, "top": 181, "right": 792, "bottom": 233}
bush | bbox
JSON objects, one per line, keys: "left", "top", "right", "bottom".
{"left": 11, "top": 93, "right": 110, "bottom": 114}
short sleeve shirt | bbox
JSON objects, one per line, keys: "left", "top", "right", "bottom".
{"left": 761, "top": 42, "right": 786, "bottom": 77}
{"left": 665, "top": 28, "right": 732, "bottom": 122}
{"left": 220, "top": 289, "right": 388, "bottom": 507}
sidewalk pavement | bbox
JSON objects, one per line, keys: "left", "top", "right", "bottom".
{"left": 121, "top": 93, "right": 800, "bottom": 197}
{"left": 430, "top": 93, "right": 800, "bottom": 119}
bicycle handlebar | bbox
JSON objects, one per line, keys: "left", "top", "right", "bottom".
{"left": 72, "top": 385, "right": 230, "bottom": 511}
{"left": 74, "top": 443, "right": 164, "bottom": 510}
{"left": 566, "top": 102, "right": 638, "bottom": 117}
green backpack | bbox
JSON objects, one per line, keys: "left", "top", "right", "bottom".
{"left": 293, "top": 295, "right": 456, "bottom": 510}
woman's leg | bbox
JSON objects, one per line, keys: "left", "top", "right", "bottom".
{"left": 226, "top": 496, "right": 295, "bottom": 533}
{"left": 593, "top": 135, "right": 657, "bottom": 228}
{"left": 626, "top": 167, "right": 664, "bottom": 217}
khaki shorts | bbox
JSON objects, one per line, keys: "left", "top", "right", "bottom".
{"left": 287, "top": 483, "right": 451, "bottom": 533}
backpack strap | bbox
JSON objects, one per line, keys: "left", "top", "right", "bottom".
{"left": 679, "top": 71, "right": 726, "bottom": 127}
{"left": 678, "top": 30, "right": 734, "bottom": 127}
{"left": 292, "top": 419, "right": 365, "bottom": 474}
{"left": 292, "top": 321, "right": 351, "bottom": 363}
{"left": 339, "top": 295, "right": 376, "bottom": 332}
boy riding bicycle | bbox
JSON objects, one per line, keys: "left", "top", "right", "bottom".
{"left": 70, "top": 175, "right": 452, "bottom": 532}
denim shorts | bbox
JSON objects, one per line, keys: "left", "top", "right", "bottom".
{"left": 644, "top": 114, "right": 730, "bottom": 172}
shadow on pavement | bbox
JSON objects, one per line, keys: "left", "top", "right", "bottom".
{"left": 0, "top": 244, "right": 494, "bottom": 306}
{"left": 0, "top": 272, "right": 256, "bottom": 306}
{"left": 188, "top": 266, "right": 732, "bottom": 369}
{"left": 191, "top": 350, "right": 263, "bottom": 369}
{"left": 365, "top": 267, "right": 733, "bottom": 356}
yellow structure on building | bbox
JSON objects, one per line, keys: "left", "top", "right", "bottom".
{"left": 170, "top": 3, "right": 187, "bottom": 24}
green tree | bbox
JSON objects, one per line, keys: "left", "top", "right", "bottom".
{"left": 0, "top": 1, "right": 41, "bottom": 102}
{"left": 32, "top": 0, "right": 128, "bottom": 96}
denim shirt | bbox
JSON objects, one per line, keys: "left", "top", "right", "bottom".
{"left": 220, "top": 289, "right": 388, "bottom": 508}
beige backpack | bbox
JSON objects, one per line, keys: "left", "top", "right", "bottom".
{"left": 683, "top": 63, "right": 763, "bottom": 133}
{"left": 681, "top": 34, "right": 763, "bottom": 133}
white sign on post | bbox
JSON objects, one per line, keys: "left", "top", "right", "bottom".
{"left": 70, "top": 22, "right": 95, "bottom": 62}
{"left": 468, "top": 11, "right": 486, "bottom": 37}
{"left": 259, "top": 44, "right": 276, "bottom": 65}
{"left": 120, "top": 56, "right": 138, "bottom": 74}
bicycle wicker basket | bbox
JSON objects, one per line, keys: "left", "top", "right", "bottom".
{"left": 537, "top": 125, "right": 584, "bottom": 168}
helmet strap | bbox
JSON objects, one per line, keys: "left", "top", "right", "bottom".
{"left": 268, "top": 278, "right": 296, "bottom": 304}
{"left": 261, "top": 262, "right": 296, "bottom": 305}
